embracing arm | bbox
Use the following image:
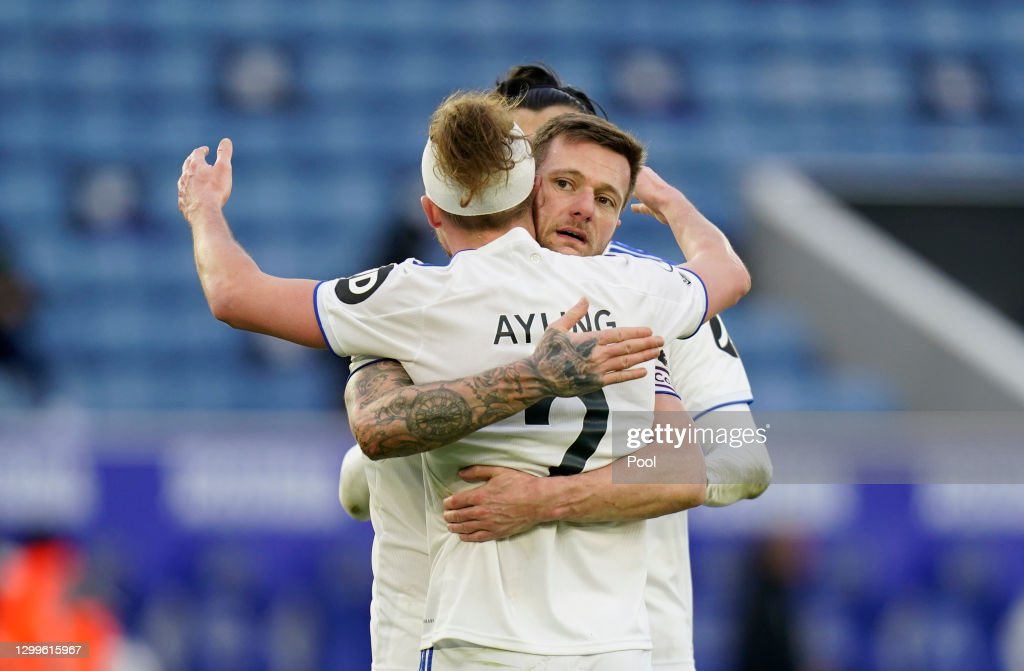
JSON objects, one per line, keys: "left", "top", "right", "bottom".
{"left": 344, "top": 297, "right": 665, "bottom": 461}
{"left": 442, "top": 392, "right": 707, "bottom": 541}
{"left": 178, "top": 139, "right": 325, "bottom": 348}
{"left": 631, "top": 167, "right": 751, "bottom": 321}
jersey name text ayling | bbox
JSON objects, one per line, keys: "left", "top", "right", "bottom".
{"left": 493, "top": 309, "right": 617, "bottom": 345}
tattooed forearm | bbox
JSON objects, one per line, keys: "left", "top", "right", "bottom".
{"left": 347, "top": 359, "right": 546, "bottom": 460}
{"left": 345, "top": 326, "right": 614, "bottom": 461}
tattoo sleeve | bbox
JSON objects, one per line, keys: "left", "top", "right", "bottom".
{"left": 344, "top": 329, "right": 604, "bottom": 460}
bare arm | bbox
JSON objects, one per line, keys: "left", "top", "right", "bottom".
{"left": 631, "top": 166, "right": 751, "bottom": 322}
{"left": 442, "top": 392, "right": 707, "bottom": 542}
{"left": 345, "top": 297, "right": 665, "bottom": 461}
{"left": 178, "top": 139, "right": 325, "bottom": 348}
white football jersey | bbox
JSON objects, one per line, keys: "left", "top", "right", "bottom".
{"left": 318, "top": 228, "right": 708, "bottom": 655}
{"left": 609, "top": 240, "right": 754, "bottom": 671}
{"left": 344, "top": 359, "right": 431, "bottom": 671}
{"left": 365, "top": 452, "right": 429, "bottom": 670}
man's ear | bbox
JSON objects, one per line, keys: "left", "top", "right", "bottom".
{"left": 421, "top": 196, "right": 443, "bottom": 230}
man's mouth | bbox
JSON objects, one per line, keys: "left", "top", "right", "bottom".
{"left": 556, "top": 228, "right": 588, "bottom": 245}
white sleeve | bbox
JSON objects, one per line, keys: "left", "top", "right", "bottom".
{"left": 619, "top": 256, "right": 709, "bottom": 340}
{"left": 339, "top": 444, "right": 372, "bottom": 521}
{"left": 314, "top": 262, "right": 424, "bottom": 361}
{"left": 695, "top": 405, "right": 772, "bottom": 507}
{"left": 664, "top": 315, "right": 753, "bottom": 417}
{"left": 349, "top": 354, "right": 394, "bottom": 376}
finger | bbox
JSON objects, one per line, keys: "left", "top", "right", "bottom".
{"left": 599, "top": 335, "right": 664, "bottom": 360}
{"left": 443, "top": 490, "right": 480, "bottom": 510}
{"left": 594, "top": 325, "right": 653, "bottom": 345}
{"left": 457, "top": 530, "right": 496, "bottom": 543}
{"left": 447, "top": 520, "right": 486, "bottom": 535}
{"left": 598, "top": 346, "right": 662, "bottom": 374}
{"left": 217, "top": 138, "right": 233, "bottom": 166}
{"left": 192, "top": 146, "right": 210, "bottom": 164}
{"left": 600, "top": 367, "right": 647, "bottom": 386}
{"left": 443, "top": 507, "right": 480, "bottom": 524}
{"left": 631, "top": 203, "right": 653, "bottom": 215}
{"left": 546, "top": 297, "right": 589, "bottom": 333}
{"left": 457, "top": 465, "right": 498, "bottom": 483}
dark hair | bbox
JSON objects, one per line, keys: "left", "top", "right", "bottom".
{"left": 495, "top": 63, "right": 606, "bottom": 118}
{"left": 532, "top": 113, "right": 646, "bottom": 207}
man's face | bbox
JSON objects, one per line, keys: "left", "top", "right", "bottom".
{"left": 532, "top": 135, "right": 630, "bottom": 257}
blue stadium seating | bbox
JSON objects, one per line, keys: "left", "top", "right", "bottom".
{"left": 5, "top": 0, "right": 1019, "bottom": 414}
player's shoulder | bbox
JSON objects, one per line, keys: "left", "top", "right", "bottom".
{"left": 605, "top": 240, "right": 671, "bottom": 263}
{"left": 602, "top": 239, "right": 677, "bottom": 272}
{"left": 326, "top": 257, "right": 439, "bottom": 308}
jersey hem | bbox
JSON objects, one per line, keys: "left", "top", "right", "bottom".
{"left": 692, "top": 397, "right": 753, "bottom": 420}
{"left": 351, "top": 357, "right": 397, "bottom": 376}
{"left": 313, "top": 281, "right": 341, "bottom": 356}
{"left": 675, "top": 266, "right": 708, "bottom": 339}
{"left": 422, "top": 628, "right": 652, "bottom": 656}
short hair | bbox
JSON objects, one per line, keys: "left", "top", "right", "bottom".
{"left": 494, "top": 63, "right": 605, "bottom": 118}
{"left": 427, "top": 91, "right": 532, "bottom": 231}
{"left": 531, "top": 113, "right": 647, "bottom": 206}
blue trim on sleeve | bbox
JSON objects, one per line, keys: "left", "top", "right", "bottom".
{"left": 675, "top": 266, "right": 709, "bottom": 340}
{"left": 606, "top": 243, "right": 674, "bottom": 270}
{"left": 349, "top": 358, "right": 397, "bottom": 376}
{"left": 692, "top": 399, "right": 753, "bottom": 421}
{"left": 312, "top": 280, "right": 334, "bottom": 352}
{"left": 656, "top": 389, "right": 682, "bottom": 400}
{"left": 607, "top": 240, "right": 663, "bottom": 261}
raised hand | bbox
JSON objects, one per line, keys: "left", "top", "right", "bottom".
{"left": 178, "top": 137, "right": 234, "bottom": 222}
{"left": 629, "top": 165, "right": 685, "bottom": 226}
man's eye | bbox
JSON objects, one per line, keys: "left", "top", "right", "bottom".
{"left": 597, "top": 195, "right": 615, "bottom": 208}
{"left": 555, "top": 178, "right": 572, "bottom": 190}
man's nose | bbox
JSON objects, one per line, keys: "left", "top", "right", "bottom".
{"left": 570, "top": 189, "right": 594, "bottom": 221}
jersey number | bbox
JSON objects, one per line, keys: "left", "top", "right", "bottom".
{"left": 709, "top": 315, "right": 739, "bottom": 358}
{"left": 525, "top": 391, "right": 609, "bottom": 476}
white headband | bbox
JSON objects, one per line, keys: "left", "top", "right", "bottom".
{"left": 421, "top": 123, "right": 535, "bottom": 216}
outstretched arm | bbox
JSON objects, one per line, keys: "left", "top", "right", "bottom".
{"left": 631, "top": 166, "right": 751, "bottom": 322}
{"left": 345, "top": 298, "right": 664, "bottom": 461}
{"left": 441, "top": 392, "right": 707, "bottom": 542}
{"left": 178, "top": 138, "right": 325, "bottom": 348}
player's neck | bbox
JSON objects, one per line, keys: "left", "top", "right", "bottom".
{"left": 444, "top": 218, "right": 536, "bottom": 255}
